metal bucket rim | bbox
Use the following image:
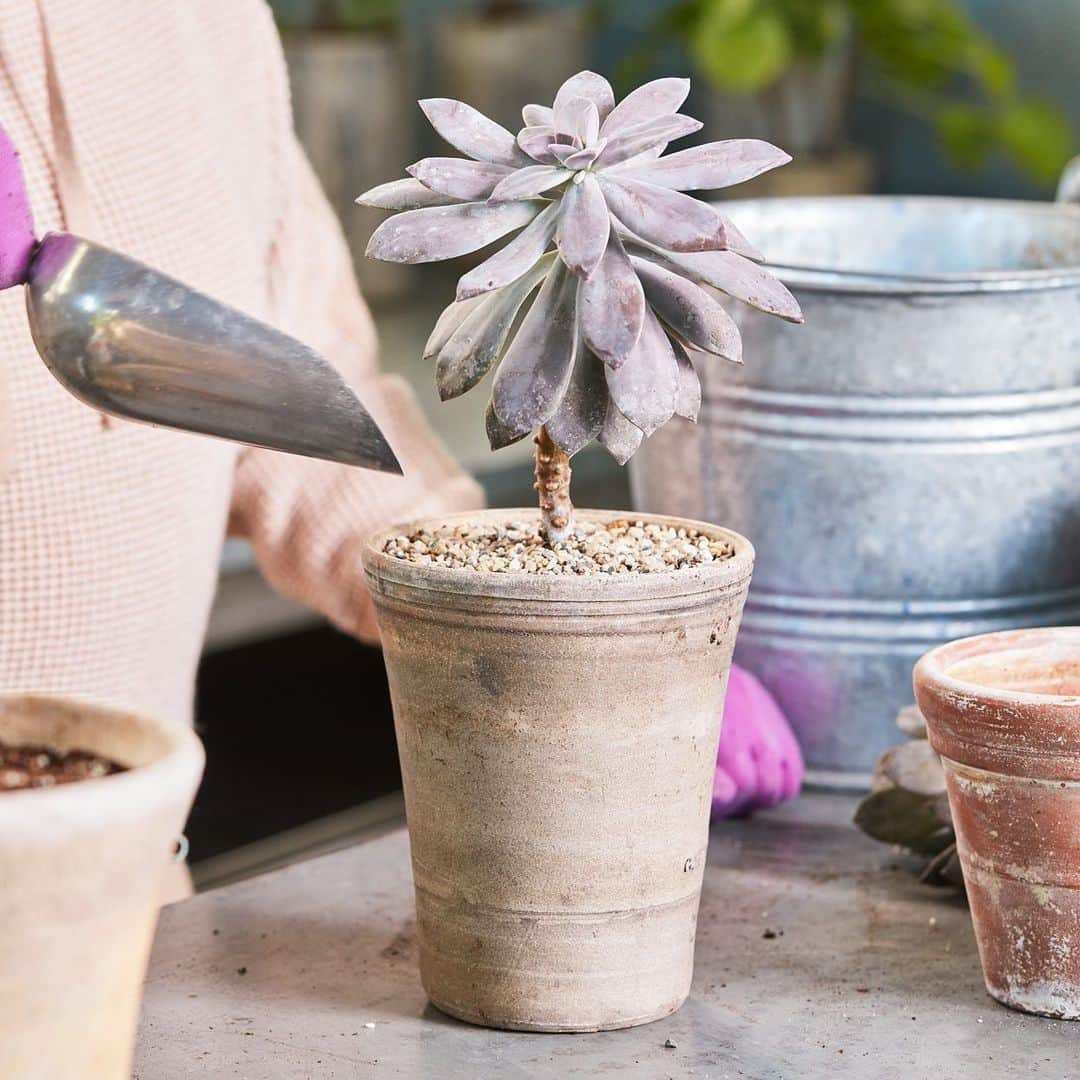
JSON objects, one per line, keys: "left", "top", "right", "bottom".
{"left": 722, "top": 194, "right": 1080, "bottom": 295}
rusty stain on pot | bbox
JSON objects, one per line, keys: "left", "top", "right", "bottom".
{"left": 916, "top": 627, "right": 1080, "bottom": 1019}
{"left": 363, "top": 509, "right": 754, "bottom": 1033}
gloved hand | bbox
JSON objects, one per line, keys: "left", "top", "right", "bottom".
{"left": 713, "top": 665, "right": 804, "bottom": 818}
{"left": 0, "top": 124, "right": 36, "bottom": 289}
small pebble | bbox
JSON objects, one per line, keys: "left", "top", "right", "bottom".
{"left": 364, "top": 1022, "right": 376, "bottom": 1030}
{"left": 664, "top": 1038, "right": 678, "bottom": 1049}
{"left": 382, "top": 519, "right": 736, "bottom": 577}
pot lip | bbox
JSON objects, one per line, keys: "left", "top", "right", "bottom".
{"left": 720, "top": 195, "right": 1080, "bottom": 296}
{"left": 915, "top": 626, "right": 1080, "bottom": 710}
{"left": 0, "top": 694, "right": 204, "bottom": 829}
{"left": 362, "top": 508, "right": 754, "bottom": 603}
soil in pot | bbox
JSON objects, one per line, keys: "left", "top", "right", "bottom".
{"left": 381, "top": 518, "right": 736, "bottom": 576}
{"left": 0, "top": 742, "right": 125, "bottom": 790}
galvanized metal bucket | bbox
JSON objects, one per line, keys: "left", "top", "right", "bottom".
{"left": 630, "top": 186, "right": 1080, "bottom": 783}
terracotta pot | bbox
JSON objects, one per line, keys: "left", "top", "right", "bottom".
{"left": 0, "top": 695, "right": 204, "bottom": 1078}
{"left": 914, "top": 627, "right": 1080, "bottom": 1018}
{"left": 363, "top": 509, "right": 753, "bottom": 1031}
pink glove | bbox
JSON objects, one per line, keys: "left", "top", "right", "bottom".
{"left": 0, "top": 124, "right": 36, "bottom": 289}
{"left": 713, "top": 665, "right": 804, "bottom": 818}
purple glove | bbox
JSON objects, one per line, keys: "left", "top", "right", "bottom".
{"left": 0, "top": 124, "right": 36, "bottom": 289}
{"left": 713, "top": 665, "right": 804, "bottom": 818}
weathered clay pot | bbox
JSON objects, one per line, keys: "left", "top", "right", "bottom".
{"left": 915, "top": 627, "right": 1080, "bottom": 1018}
{"left": 363, "top": 509, "right": 753, "bottom": 1031}
{"left": 0, "top": 695, "right": 204, "bottom": 1078}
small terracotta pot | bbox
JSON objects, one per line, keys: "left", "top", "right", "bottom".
{"left": 0, "top": 695, "right": 204, "bottom": 1078}
{"left": 914, "top": 627, "right": 1080, "bottom": 1018}
{"left": 364, "top": 509, "right": 753, "bottom": 1032}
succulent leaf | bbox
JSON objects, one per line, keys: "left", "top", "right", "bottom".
{"left": 488, "top": 165, "right": 572, "bottom": 204}
{"left": 423, "top": 294, "right": 487, "bottom": 358}
{"left": 639, "top": 247, "right": 803, "bottom": 323}
{"left": 597, "top": 399, "right": 644, "bottom": 464}
{"left": 456, "top": 208, "right": 559, "bottom": 301}
{"left": 557, "top": 174, "right": 610, "bottom": 279}
{"left": 407, "top": 157, "right": 513, "bottom": 201}
{"left": 357, "top": 177, "right": 462, "bottom": 210}
{"left": 599, "top": 175, "right": 727, "bottom": 253}
{"left": 579, "top": 231, "right": 645, "bottom": 368}
{"left": 544, "top": 343, "right": 608, "bottom": 456}
{"left": 419, "top": 98, "right": 528, "bottom": 166}
{"left": 522, "top": 104, "right": 553, "bottom": 128}
{"left": 436, "top": 258, "right": 554, "bottom": 401}
{"left": 601, "top": 77, "right": 691, "bottom": 137}
{"left": 492, "top": 262, "right": 579, "bottom": 435}
{"left": 553, "top": 71, "right": 616, "bottom": 125}
{"left": 604, "top": 306, "right": 678, "bottom": 435}
{"left": 517, "top": 126, "right": 559, "bottom": 164}
{"left": 632, "top": 256, "right": 743, "bottom": 362}
{"left": 486, "top": 399, "right": 530, "bottom": 451}
{"left": 363, "top": 70, "right": 797, "bottom": 463}
{"left": 593, "top": 114, "right": 703, "bottom": 170}
{"left": 366, "top": 200, "right": 540, "bottom": 264}
{"left": 608, "top": 139, "right": 791, "bottom": 191}
{"left": 671, "top": 337, "right": 702, "bottom": 421}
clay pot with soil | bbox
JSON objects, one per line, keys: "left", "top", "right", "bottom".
{"left": 0, "top": 695, "right": 204, "bottom": 1078}
{"left": 358, "top": 70, "right": 802, "bottom": 1030}
{"left": 915, "top": 627, "right": 1080, "bottom": 1019}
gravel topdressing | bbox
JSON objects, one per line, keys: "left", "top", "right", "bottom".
{"left": 381, "top": 519, "right": 736, "bottom": 576}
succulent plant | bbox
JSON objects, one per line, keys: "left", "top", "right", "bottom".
{"left": 359, "top": 70, "right": 802, "bottom": 542}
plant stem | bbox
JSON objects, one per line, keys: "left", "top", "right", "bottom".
{"left": 534, "top": 426, "right": 575, "bottom": 546}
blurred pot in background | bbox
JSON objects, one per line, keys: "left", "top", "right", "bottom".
{"left": 274, "top": 0, "right": 414, "bottom": 304}
{"left": 435, "top": 1, "right": 587, "bottom": 133}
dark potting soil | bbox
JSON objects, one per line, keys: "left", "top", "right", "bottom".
{"left": 0, "top": 742, "right": 125, "bottom": 791}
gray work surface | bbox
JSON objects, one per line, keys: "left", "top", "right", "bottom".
{"left": 135, "top": 793, "right": 1076, "bottom": 1078}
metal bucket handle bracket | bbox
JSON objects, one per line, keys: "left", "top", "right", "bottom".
{"left": 1057, "top": 156, "right": 1080, "bottom": 204}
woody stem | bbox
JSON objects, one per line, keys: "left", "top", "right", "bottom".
{"left": 534, "top": 426, "right": 575, "bottom": 546}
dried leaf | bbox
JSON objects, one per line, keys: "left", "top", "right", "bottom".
{"left": 544, "top": 342, "right": 607, "bottom": 456}
{"left": 642, "top": 247, "right": 803, "bottom": 322}
{"left": 632, "top": 256, "right": 742, "bottom": 362}
{"left": 608, "top": 139, "right": 791, "bottom": 190}
{"left": 601, "top": 77, "right": 691, "bottom": 137}
{"left": 436, "top": 259, "right": 551, "bottom": 401}
{"left": 599, "top": 176, "right": 726, "bottom": 253}
{"left": 366, "top": 201, "right": 540, "bottom": 264}
{"left": 553, "top": 71, "right": 616, "bottom": 124}
{"left": 488, "top": 165, "right": 572, "bottom": 203}
{"left": 598, "top": 399, "right": 644, "bottom": 464}
{"left": 671, "top": 337, "right": 702, "bottom": 421}
{"left": 419, "top": 98, "right": 528, "bottom": 166}
{"left": 423, "top": 294, "right": 487, "bottom": 358}
{"left": 854, "top": 787, "right": 955, "bottom": 857}
{"left": 407, "top": 157, "right": 513, "bottom": 200}
{"left": 456, "top": 208, "right": 559, "bottom": 300}
{"left": 594, "top": 114, "right": 703, "bottom": 170}
{"left": 522, "top": 103, "right": 553, "bottom": 128}
{"left": 557, "top": 174, "right": 610, "bottom": 278}
{"left": 491, "top": 263, "right": 579, "bottom": 436}
{"left": 486, "top": 399, "right": 530, "bottom": 451}
{"left": 356, "top": 178, "right": 461, "bottom": 210}
{"left": 603, "top": 306, "right": 678, "bottom": 435}
{"left": 579, "top": 231, "right": 644, "bottom": 367}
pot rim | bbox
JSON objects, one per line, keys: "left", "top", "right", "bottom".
{"left": 0, "top": 694, "right": 204, "bottom": 834}
{"left": 362, "top": 507, "right": 754, "bottom": 604}
{"left": 915, "top": 626, "right": 1080, "bottom": 710}
{"left": 721, "top": 195, "right": 1080, "bottom": 296}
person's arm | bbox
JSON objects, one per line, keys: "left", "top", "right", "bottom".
{"left": 228, "top": 136, "right": 484, "bottom": 642}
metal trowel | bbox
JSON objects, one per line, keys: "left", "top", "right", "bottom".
{"left": 1, "top": 128, "right": 401, "bottom": 474}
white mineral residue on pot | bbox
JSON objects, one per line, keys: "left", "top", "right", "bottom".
{"left": 998, "top": 977, "right": 1080, "bottom": 1020}
{"left": 382, "top": 519, "right": 736, "bottom": 576}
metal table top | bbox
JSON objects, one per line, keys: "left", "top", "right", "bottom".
{"left": 135, "top": 793, "right": 1076, "bottom": 1078}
